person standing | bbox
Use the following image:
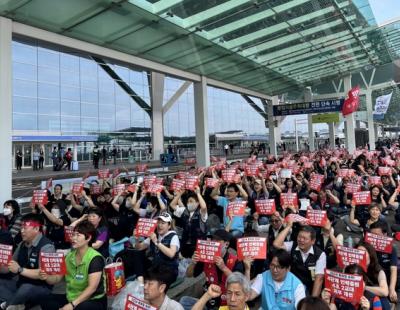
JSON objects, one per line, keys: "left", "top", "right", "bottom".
{"left": 51, "top": 147, "right": 58, "bottom": 171}
{"left": 65, "top": 148, "right": 73, "bottom": 171}
{"left": 32, "top": 149, "right": 40, "bottom": 171}
{"left": 111, "top": 147, "right": 117, "bottom": 165}
{"left": 101, "top": 147, "right": 107, "bottom": 166}
{"left": 224, "top": 144, "right": 229, "bottom": 156}
{"left": 92, "top": 145, "right": 100, "bottom": 169}
{"left": 39, "top": 149, "right": 44, "bottom": 169}
{"left": 15, "top": 150, "right": 22, "bottom": 170}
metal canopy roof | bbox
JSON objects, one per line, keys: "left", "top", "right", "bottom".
{"left": 0, "top": 0, "right": 398, "bottom": 96}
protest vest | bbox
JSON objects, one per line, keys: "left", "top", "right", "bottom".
{"left": 181, "top": 208, "right": 207, "bottom": 246}
{"left": 150, "top": 231, "right": 179, "bottom": 271}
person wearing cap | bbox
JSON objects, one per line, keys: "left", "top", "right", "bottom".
{"left": 135, "top": 212, "right": 180, "bottom": 281}
{"left": 181, "top": 229, "right": 244, "bottom": 310}
{"left": 0, "top": 213, "right": 55, "bottom": 310}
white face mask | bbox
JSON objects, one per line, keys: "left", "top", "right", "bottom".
{"left": 146, "top": 204, "right": 154, "bottom": 213}
{"left": 187, "top": 203, "right": 198, "bottom": 212}
{"left": 51, "top": 209, "right": 61, "bottom": 218}
{"left": 3, "top": 208, "right": 12, "bottom": 216}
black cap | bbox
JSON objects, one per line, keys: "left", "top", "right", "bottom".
{"left": 212, "top": 229, "right": 232, "bottom": 242}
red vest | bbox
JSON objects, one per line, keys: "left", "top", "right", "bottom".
{"left": 204, "top": 252, "right": 237, "bottom": 306}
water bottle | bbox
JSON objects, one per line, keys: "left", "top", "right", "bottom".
{"left": 346, "top": 236, "right": 353, "bottom": 248}
{"left": 137, "top": 283, "right": 144, "bottom": 300}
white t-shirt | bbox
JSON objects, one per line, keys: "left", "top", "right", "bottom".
{"left": 251, "top": 273, "right": 306, "bottom": 308}
{"left": 284, "top": 241, "right": 326, "bottom": 275}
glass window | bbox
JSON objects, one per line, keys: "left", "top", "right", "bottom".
{"left": 81, "top": 75, "right": 98, "bottom": 89}
{"left": 38, "top": 66, "right": 60, "bottom": 84}
{"left": 99, "top": 77, "right": 115, "bottom": 92}
{"left": 99, "top": 104, "right": 115, "bottom": 116}
{"left": 38, "top": 114, "right": 60, "bottom": 131}
{"left": 99, "top": 90, "right": 115, "bottom": 105}
{"left": 116, "top": 119, "right": 130, "bottom": 131}
{"left": 81, "top": 117, "right": 98, "bottom": 132}
{"left": 81, "top": 103, "right": 98, "bottom": 118}
{"left": 13, "top": 96, "right": 37, "bottom": 114}
{"left": 99, "top": 118, "right": 115, "bottom": 132}
{"left": 61, "top": 116, "right": 80, "bottom": 133}
{"left": 12, "top": 42, "right": 37, "bottom": 65}
{"left": 60, "top": 70, "right": 79, "bottom": 87}
{"left": 13, "top": 62, "right": 37, "bottom": 81}
{"left": 61, "top": 85, "right": 80, "bottom": 101}
{"left": 81, "top": 88, "right": 98, "bottom": 103}
{"left": 13, "top": 113, "right": 37, "bottom": 130}
{"left": 13, "top": 79, "right": 37, "bottom": 97}
{"left": 38, "top": 98, "right": 60, "bottom": 115}
{"left": 60, "top": 53, "right": 79, "bottom": 72}
{"left": 61, "top": 100, "right": 81, "bottom": 117}
{"left": 38, "top": 82, "right": 60, "bottom": 99}
{"left": 38, "top": 48, "right": 59, "bottom": 67}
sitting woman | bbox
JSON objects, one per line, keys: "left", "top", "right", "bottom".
{"left": 350, "top": 202, "right": 388, "bottom": 232}
{"left": 39, "top": 221, "right": 107, "bottom": 310}
{"left": 2, "top": 200, "right": 22, "bottom": 244}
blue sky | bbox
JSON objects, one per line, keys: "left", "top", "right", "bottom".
{"left": 369, "top": 0, "right": 400, "bottom": 25}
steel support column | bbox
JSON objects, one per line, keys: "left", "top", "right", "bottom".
{"left": 194, "top": 76, "right": 210, "bottom": 167}
{"left": 305, "top": 88, "right": 315, "bottom": 151}
{"left": 150, "top": 72, "right": 165, "bottom": 160}
{"left": 267, "top": 97, "right": 278, "bottom": 156}
{"left": 344, "top": 75, "right": 356, "bottom": 152}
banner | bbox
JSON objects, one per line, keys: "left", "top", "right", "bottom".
{"left": 352, "top": 191, "right": 371, "bottom": 205}
{"left": 373, "top": 92, "right": 393, "bottom": 118}
{"left": 196, "top": 240, "right": 222, "bottom": 263}
{"left": 125, "top": 295, "right": 157, "bottom": 310}
{"left": 280, "top": 193, "right": 298, "bottom": 207}
{"left": 342, "top": 86, "right": 360, "bottom": 116}
{"left": 32, "top": 190, "right": 48, "bottom": 205}
{"left": 244, "top": 165, "right": 259, "bottom": 177}
{"left": 273, "top": 99, "right": 344, "bottom": 116}
{"left": 336, "top": 245, "right": 367, "bottom": 271}
{"left": 309, "top": 174, "right": 325, "bottom": 191}
{"left": 227, "top": 201, "right": 247, "bottom": 216}
{"left": 39, "top": 252, "right": 66, "bottom": 275}
{"left": 237, "top": 237, "right": 267, "bottom": 260}
{"left": 0, "top": 244, "right": 13, "bottom": 266}
{"left": 368, "top": 176, "right": 382, "bottom": 186}
{"left": 365, "top": 232, "right": 393, "bottom": 254}
{"left": 134, "top": 219, "right": 158, "bottom": 237}
{"left": 255, "top": 199, "right": 276, "bottom": 215}
{"left": 221, "top": 169, "right": 237, "bottom": 183}
{"left": 324, "top": 269, "right": 364, "bottom": 303}
{"left": 98, "top": 169, "right": 110, "bottom": 179}
{"left": 306, "top": 210, "right": 328, "bottom": 227}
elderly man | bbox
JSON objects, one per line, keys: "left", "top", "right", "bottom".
{"left": 192, "top": 272, "right": 251, "bottom": 310}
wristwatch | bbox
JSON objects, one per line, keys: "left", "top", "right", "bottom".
{"left": 70, "top": 301, "right": 76, "bottom": 309}
{"left": 17, "top": 267, "right": 23, "bottom": 274}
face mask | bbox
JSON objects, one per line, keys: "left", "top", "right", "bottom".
{"left": 51, "top": 209, "right": 61, "bottom": 218}
{"left": 187, "top": 203, "right": 198, "bottom": 212}
{"left": 3, "top": 208, "right": 12, "bottom": 216}
{"left": 146, "top": 204, "right": 154, "bottom": 213}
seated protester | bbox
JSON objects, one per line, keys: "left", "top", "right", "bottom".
{"left": 49, "top": 184, "right": 70, "bottom": 206}
{"left": 71, "top": 208, "right": 109, "bottom": 257}
{"left": 143, "top": 264, "right": 184, "bottom": 310}
{"left": 370, "top": 186, "right": 387, "bottom": 211}
{"left": 181, "top": 229, "right": 244, "bottom": 310}
{"left": 192, "top": 272, "right": 251, "bottom": 310}
{"left": 113, "top": 190, "right": 139, "bottom": 240}
{"left": 295, "top": 173, "right": 309, "bottom": 199}
{"left": 169, "top": 187, "right": 208, "bottom": 258}
{"left": 356, "top": 242, "right": 390, "bottom": 309}
{"left": 247, "top": 249, "right": 306, "bottom": 309}
{"left": 369, "top": 221, "right": 398, "bottom": 304}
{"left": 211, "top": 183, "right": 248, "bottom": 238}
{"left": 38, "top": 200, "right": 71, "bottom": 249}
{"left": 242, "top": 177, "right": 268, "bottom": 214}
{"left": 3, "top": 200, "right": 22, "bottom": 244}
{"left": 97, "top": 188, "right": 120, "bottom": 240}
{"left": 0, "top": 224, "right": 14, "bottom": 290}
{"left": 311, "top": 189, "right": 340, "bottom": 216}
{"left": 315, "top": 219, "right": 343, "bottom": 269}
{"left": 135, "top": 212, "right": 180, "bottom": 281}
{"left": 0, "top": 214, "right": 55, "bottom": 309}
{"left": 283, "top": 177, "right": 298, "bottom": 194}
{"left": 273, "top": 222, "right": 326, "bottom": 296}
{"left": 39, "top": 221, "right": 107, "bottom": 310}
{"left": 298, "top": 296, "right": 331, "bottom": 310}
{"left": 380, "top": 175, "right": 396, "bottom": 203}
{"left": 133, "top": 189, "right": 166, "bottom": 219}
{"left": 321, "top": 264, "right": 384, "bottom": 310}
{"left": 350, "top": 202, "right": 388, "bottom": 232}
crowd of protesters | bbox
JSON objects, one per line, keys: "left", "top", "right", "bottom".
{"left": 1, "top": 140, "right": 400, "bottom": 310}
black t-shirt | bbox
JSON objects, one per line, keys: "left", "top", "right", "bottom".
{"left": 88, "top": 255, "right": 105, "bottom": 298}
{"left": 47, "top": 214, "right": 71, "bottom": 249}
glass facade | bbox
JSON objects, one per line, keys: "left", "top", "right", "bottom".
{"left": 12, "top": 38, "right": 267, "bottom": 142}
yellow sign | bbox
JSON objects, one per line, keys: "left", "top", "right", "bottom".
{"left": 312, "top": 113, "right": 339, "bottom": 123}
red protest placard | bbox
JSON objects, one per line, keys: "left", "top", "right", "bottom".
{"left": 113, "top": 184, "right": 126, "bottom": 196}
{"left": 237, "top": 237, "right": 267, "bottom": 260}
{"left": 0, "top": 244, "right": 13, "bottom": 266}
{"left": 280, "top": 193, "right": 298, "bottom": 207}
{"left": 325, "top": 269, "right": 364, "bottom": 303}
{"left": 147, "top": 184, "right": 164, "bottom": 194}
{"left": 143, "top": 175, "right": 156, "bottom": 188}
{"left": 64, "top": 226, "right": 74, "bottom": 243}
{"left": 125, "top": 295, "right": 157, "bottom": 310}
{"left": 196, "top": 240, "right": 222, "bottom": 263}
{"left": 185, "top": 176, "right": 199, "bottom": 191}
{"left": 72, "top": 182, "right": 84, "bottom": 195}
{"left": 336, "top": 245, "right": 367, "bottom": 272}
{"left": 154, "top": 178, "right": 164, "bottom": 185}
{"left": 39, "top": 252, "right": 66, "bottom": 275}
{"left": 303, "top": 162, "right": 313, "bottom": 169}
{"left": 255, "top": 199, "right": 276, "bottom": 215}
{"left": 170, "top": 179, "right": 185, "bottom": 191}
{"left": 227, "top": 201, "right": 247, "bottom": 216}
{"left": 221, "top": 169, "right": 237, "bottom": 183}
{"left": 352, "top": 191, "right": 371, "bottom": 205}
{"left": 98, "top": 169, "right": 110, "bottom": 179}
{"left": 346, "top": 183, "right": 361, "bottom": 194}
{"left": 176, "top": 171, "right": 189, "bottom": 180}
{"left": 266, "top": 164, "right": 277, "bottom": 172}
{"left": 244, "top": 165, "right": 259, "bottom": 177}
{"left": 284, "top": 213, "right": 309, "bottom": 224}
{"left": 378, "top": 167, "right": 392, "bottom": 176}
{"left": 91, "top": 184, "right": 102, "bottom": 195}
{"left": 135, "top": 164, "right": 148, "bottom": 173}
{"left": 309, "top": 174, "right": 325, "bottom": 192}
{"left": 368, "top": 176, "right": 382, "bottom": 186}
{"left": 205, "top": 178, "right": 219, "bottom": 188}
{"left": 338, "top": 169, "right": 355, "bottom": 178}
{"left": 184, "top": 158, "right": 196, "bottom": 165}
{"left": 32, "top": 190, "right": 48, "bottom": 205}
{"left": 306, "top": 210, "right": 328, "bottom": 227}
{"left": 134, "top": 218, "right": 158, "bottom": 238}
{"left": 364, "top": 232, "right": 393, "bottom": 254}
{"left": 112, "top": 168, "right": 120, "bottom": 178}
{"left": 215, "top": 161, "right": 226, "bottom": 171}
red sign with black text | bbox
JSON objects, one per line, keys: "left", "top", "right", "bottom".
{"left": 365, "top": 232, "right": 393, "bottom": 254}
{"left": 196, "top": 240, "right": 222, "bottom": 263}
{"left": 255, "top": 199, "right": 276, "bottom": 215}
{"left": 227, "top": 201, "right": 247, "bottom": 216}
{"left": 325, "top": 269, "right": 364, "bottom": 303}
{"left": 134, "top": 219, "right": 158, "bottom": 238}
{"left": 98, "top": 169, "right": 110, "bottom": 179}
{"left": 39, "top": 252, "right": 66, "bottom": 275}
{"left": 306, "top": 209, "right": 328, "bottom": 227}
{"left": 309, "top": 174, "right": 325, "bottom": 192}
{"left": 336, "top": 245, "right": 367, "bottom": 272}
{"left": 352, "top": 191, "right": 371, "bottom": 205}
{"left": 237, "top": 237, "right": 267, "bottom": 260}
{"left": 280, "top": 193, "right": 298, "bottom": 207}
{"left": 32, "top": 190, "right": 48, "bottom": 205}
{"left": 185, "top": 176, "right": 199, "bottom": 191}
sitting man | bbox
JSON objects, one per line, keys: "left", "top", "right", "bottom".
{"left": 143, "top": 264, "right": 183, "bottom": 310}
{"left": 248, "top": 249, "right": 305, "bottom": 309}
{"left": 192, "top": 272, "right": 251, "bottom": 310}
{"left": 0, "top": 213, "right": 55, "bottom": 310}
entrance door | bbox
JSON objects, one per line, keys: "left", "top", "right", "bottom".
{"left": 23, "top": 144, "right": 32, "bottom": 167}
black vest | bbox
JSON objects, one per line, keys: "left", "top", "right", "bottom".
{"left": 267, "top": 225, "right": 285, "bottom": 255}
{"left": 291, "top": 244, "right": 323, "bottom": 292}
{"left": 181, "top": 208, "right": 207, "bottom": 245}
{"left": 150, "top": 231, "right": 179, "bottom": 270}
{"left": 16, "top": 235, "right": 53, "bottom": 288}
{"left": 316, "top": 235, "right": 336, "bottom": 269}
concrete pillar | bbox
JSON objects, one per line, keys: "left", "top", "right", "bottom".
{"left": 343, "top": 75, "right": 356, "bottom": 153}
{"left": 0, "top": 17, "right": 12, "bottom": 205}
{"left": 267, "top": 97, "right": 278, "bottom": 156}
{"left": 274, "top": 118, "right": 282, "bottom": 144}
{"left": 328, "top": 122, "right": 335, "bottom": 149}
{"left": 304, "top": 88, "right": 315, "bottom": 151}
{"left": 193, "top": 76, "right": 210, "bottom": 167}
{"left": 73, "top": 143, "right": 78, "bottom": 161}
{"left": 150, "top": 72, "right": 165, "bottom": 161}
{"left": 365, "top": 89, "right": 376, "bottom": 150}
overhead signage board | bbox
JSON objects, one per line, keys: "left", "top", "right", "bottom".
{"left": 12, "top": 135, "right": 98, "bottom": 142}
{"left": 312, "top": 113, "right": 340, "bottom": 123}
{"left": 273, "top": 99, "right": 344, "bottom": 116}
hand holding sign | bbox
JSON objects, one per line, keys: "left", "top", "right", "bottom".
{"left": 134, "top": 219, "right": 158, "bottom": 238}
{"left": 352, "top": 191, "right": 371, "bottom": 205}
{"left": 39, "top": 252, "right": 66, "bottom": 275}
{"left": 237, "top": 237, "right": 267, "bottom": 260}
{"left": 364, "top": 232, "right": 393, "bottom": 253}
{"left": 255, "top": 199, "right": 276, "bottom": 215}
{"left": 0, "top": 244, "right": 13, "bottom": 266}
{"left": 32, "top": 190, "right": 48, "bottom": 205}
{"left": 195, "top": 240, "right": 222, "bottom": 263}
{"left": 336, "top": 245, "right": 367, "bottom": 271}
{"left": 125, "top": 295, "right": 157, "bottom": 310}
{"left": 324, "top": 269, "right": 364, "bottom": 303}
{"left": 227, "top": 201, "right": 247, "bottom": 217}
{"left": 306, "top": 210, "right": 328, "bottom": 227}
